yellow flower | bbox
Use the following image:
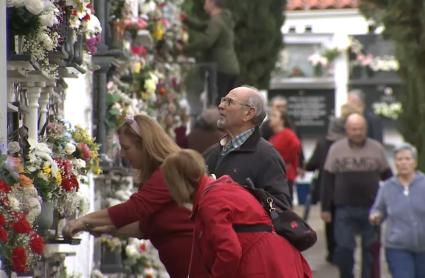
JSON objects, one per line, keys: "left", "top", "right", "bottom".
{"left": 153, "top": 22, "right": 165, "bottom": 41}
{"left": 42, "top": 165, "right": 52, "bottom": 176}
{"left": 55, "top": 172, "right": 62, "bottom": 185}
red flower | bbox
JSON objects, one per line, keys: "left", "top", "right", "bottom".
{"left": 12, "top": 246, "right": 27, "bottom": 273}
{"left": 56, "top": 159, "right": 73, "bottom": 176}
{"left": 0, "top": 227, "right": 8, "bottom": 243}
{"left": 0, "top": 180, "right": 11, "bottom": 193}
{"left": 131, "top": 45, "right": 147, "bottom": 56}
{"left": 0, "top": 213, "right": 5, "bottom": 226}
{"left": 13, "top": 216, "right": 32, "bottom": 234}
{"left": 61, "top": 175, "right": 79, "bottom": 192}
{"left": 82, "top": 13, "right": 91, "bottom": 22}
{"left": 30, "top": 233, "right": 45, "bottom": 255}
{"left": 77, "top": 143, "right": 91, "bottom": 161}
{"left": 71, "top": 9, "right": 77, "bottom": 16}
{"left": 139, "top": 242, "right": 147, "bottom": 252}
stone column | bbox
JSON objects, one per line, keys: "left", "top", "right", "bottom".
{"left": 39, "top": 83, "right": 54, "bottom": 132}
{"left": 24, "top": 82, "right": 45, "bottom": 144}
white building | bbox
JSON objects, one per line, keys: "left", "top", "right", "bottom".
{"left": 271, "top": 0, "right": 403, "bottom": 163}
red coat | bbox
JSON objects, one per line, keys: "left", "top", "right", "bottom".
{"left": 108, "top": 169, "right": 207, "bottom": 278}
{"left": 269, "top": 128, "right": 301, "bottom": 182}
{"left": 190, "top": 175, "right": 312, "bottom": 278}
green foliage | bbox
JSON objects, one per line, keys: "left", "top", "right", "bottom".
{"left": 185, "top": 0, "right": 286, "bottom": 89}
{"left": 360, "top": 0, "right": 425, "bottom": 170}
{"left": 9, "top": 7, "right": 41, "bottom": 36}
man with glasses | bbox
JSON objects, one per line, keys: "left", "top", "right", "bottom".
{"left": 203, "top": 86, "right": 292, "bottom": 207}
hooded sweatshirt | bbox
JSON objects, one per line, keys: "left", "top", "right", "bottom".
{"left": 370, "top": 172, "right": 425, "bottom": 252}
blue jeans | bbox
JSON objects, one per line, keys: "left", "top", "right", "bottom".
{"left": 385, "top": 248, "right": 425, "bottom": 278}
{"left": 334, "top": 206, "right": 380, "bottom": 278}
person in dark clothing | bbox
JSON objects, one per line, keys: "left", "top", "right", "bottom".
{"left": 187, "top": 108, "right": 224, "bottom": 153}
{"left": 203, "top": 86, "right": 291, "bottom": 208}
{"left": 348, "top": 89, "right": 383, "bottom": 143}
{"left": 184, "top": 0, "right": 240, "bottom": 105}
{"left": 321, "top": 113, "right": 392, "bottom": 278}
{"left": 305, "top": 116, "right": 345, "bottom": 263}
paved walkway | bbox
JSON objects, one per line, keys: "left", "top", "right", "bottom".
{"left": 294, "top": 204, "right": 392, "bottom": 278}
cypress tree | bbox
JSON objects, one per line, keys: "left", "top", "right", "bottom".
{"left": 184, "top": 0, "right": 286, "bottom": 89}
{"left": 360, "top": 0, "right": 425, "bottom": 170}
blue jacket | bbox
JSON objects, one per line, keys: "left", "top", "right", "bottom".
{"left": 371, "top": 172, "right": 425, "bottom": 252}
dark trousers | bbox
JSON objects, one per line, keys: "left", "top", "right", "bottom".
{"left": 334, "top": 206, "right": 380, "bottom": 278}
{"left": 326, "top": 205, "right": 336, "bottom": 262}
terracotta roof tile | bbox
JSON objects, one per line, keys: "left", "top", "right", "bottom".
{"left": 286, "top": 0, "right": 358, "bottom": 11}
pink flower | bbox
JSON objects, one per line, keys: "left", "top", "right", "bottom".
{"left": 77, "top": 143, "right": 91, "bottom": 161}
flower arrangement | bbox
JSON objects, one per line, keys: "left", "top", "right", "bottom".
{"left": 8, "top": 0, "right": 61, "bottom": 77}
{"left": 0, "top": 154, "right": 44, "bottom": 274}
{"left": 373, "top": 102, "right": 402, "bottom": 120}
{"left": 308, "top": 48, "right": 340, "bottom": 77}
{"left": 67, "top": 0, "right": 102, "bottom": 54}
{"left": 23, "top": 143, "right": 62, "bottom": 202}
{"left": 122, "top": 238, "right": 167, "bottom": 276}
{"left": 349, "top": 37, "right": 399, "bottom": 73}
{"left": 44, "top": 120, "right": 99, "bottom": 217}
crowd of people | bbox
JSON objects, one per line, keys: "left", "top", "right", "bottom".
{"left": 62, "top": 84, "right": 425, "bottom": 278}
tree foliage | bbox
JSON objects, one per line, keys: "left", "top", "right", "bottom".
{"left": 184, "top": 0, "right": 286, "bottom": 89}
{"left": 360, "top": 0, "right": 425, "bottom": 170}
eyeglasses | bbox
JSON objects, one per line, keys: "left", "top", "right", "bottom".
{"left": 220, "top": 97, "right": 253, "bottom": 109}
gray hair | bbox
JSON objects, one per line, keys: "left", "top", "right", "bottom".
{"left": 348, "top": 89, "right": 365, "bottom": 104}
{"left": 244, "top": 87, "right": 267, "bottom": 126}
{"left": 394, "top": 143, "right": 418, "bottom": 160}
{"left": 271, "top": 95, "right": 287, "bottom": 105}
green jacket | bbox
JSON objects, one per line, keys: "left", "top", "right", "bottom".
{"left": 186, "top": 10, "right": 240, "bottom": 75}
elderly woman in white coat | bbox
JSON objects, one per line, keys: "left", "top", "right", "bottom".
{"left": 370, "top": 143, "right": 425, "bottom": 278}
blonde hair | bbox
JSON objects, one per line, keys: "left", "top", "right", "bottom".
{"left": 340, "top": 103, "right": 362, "bottom": 120}
{"left": 117, "top": 114, "right": 181, "bottom": 182}
{"left": 161, "top": 149, "right": 207, "bottom": 205}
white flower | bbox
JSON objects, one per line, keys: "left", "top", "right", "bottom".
{"left": 23, "top": 186, "right": 39, "bottom": 197}
{"left": 7, "top": 141, "right": 20, "bottom": 154}
{"left": 26, "top": 197, "right": 42, "bottom": 223}
{"left": 34, "top": 142, "right": 52, "bottom": 155}
{"left": 8, "top": 195, "right": 21, "bottom": 211}
{"left": 24, "top": 0, "right": 45, "bottom": 15}
{"left": 85, "top": 14, "right": 102, "bottom": 35}
{"left": 144, "top": 268, "right": 156, "bottom": 277}
{"left": 39, "top": 12, "right": 57, "bottom": 27}
{"left": 125, "top": 245, "right": 141, "bottom": 259}
{"left": 72, "top": 158, "right": 86, "bottom": 170}
{"left": 65, "top": 143, "right": 76, "bottom": 155}
{"left": 139, "top": 1, "right": 157, "bottom": 14}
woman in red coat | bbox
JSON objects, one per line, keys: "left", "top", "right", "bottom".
{"left": 269, "top": 108, "right": 301, "bottom": 200}
{"left": 62, "top": 114, "right": 207, "bottom": 278}
{"left": 162, "top": 149, "right": 312, "bottom": 278}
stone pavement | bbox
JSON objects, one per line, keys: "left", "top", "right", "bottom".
{"left": 294, "top": 204, "right": 392, "bottom": 278}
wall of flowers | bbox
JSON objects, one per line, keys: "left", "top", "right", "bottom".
{"left": 4, "top": 0, "right": 190, "bottom": 277}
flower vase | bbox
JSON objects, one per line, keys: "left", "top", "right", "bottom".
{"left": 100, "top": 244, "right": 123, "bottom": 273}
{"left": 36, "top": 201, "right": 55, "bottom": 236}
{"left": 14, "top": 35, "right": 25, "bottom": 55}
{"left": 111, "top": 20, "right": 125, "bottom": 49}
{"left": 313, "top": 64, "right": 323, "bottom": 77}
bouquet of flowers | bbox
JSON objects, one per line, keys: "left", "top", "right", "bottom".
{"left": 67, "top": 0, "right": 102, "bottom": 54}
{"left": 0, "top": 153, "right": 44, "bottom": 274}
{"left": 45, "top": 120, "right": 99, "bottom": 217}
{"left": 23, "top": 142, "right": 62, "bottom": 202}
